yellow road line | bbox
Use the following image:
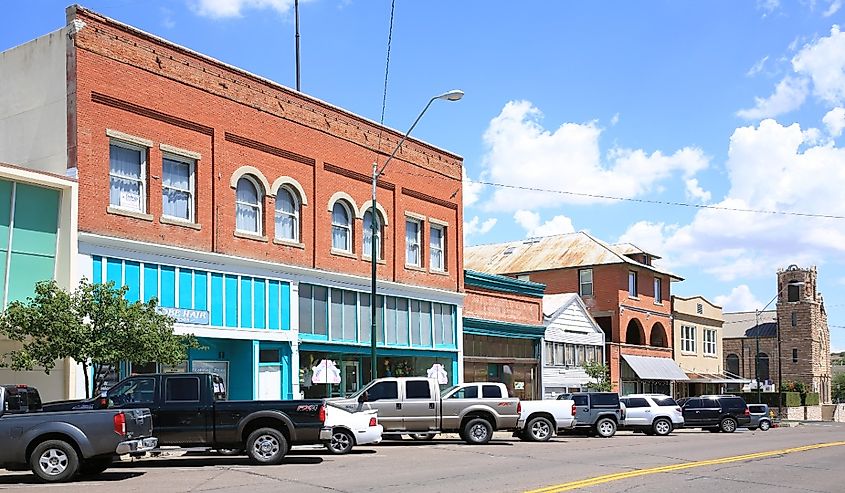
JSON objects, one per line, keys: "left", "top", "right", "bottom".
{"left": 524, "top": 441, "right": 845, "bottom": 493}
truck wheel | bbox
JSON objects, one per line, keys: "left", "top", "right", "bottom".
{"left": 759, "top": 420, "right": 771, "bottom": 431}
{"left": 326, "top": 429, "right": 355, "bottom": 455}
{"left": 526, "top": 416, "right": 554, "bottom": 442}
{"left": 595, "top": 418, "right": 617, "bottom": 438}
{"left": 30, "top": 440, "right": 80, "bottom": 483}
{"left": 79, "top": 456, "right": 113, "bottom": 476}
{"left": 653, "top": 418, "right": 673, "bottom": 437}
{"left": 409, "top": 433, "right": 437, "bottom": 441}
{"left": 462, "top": 418, "right": 493, "bottom": 445}
{"left": 720, "top": 417, "right": 738, "bottom": 433}
{"left": 246, "top": 427, "right": 289, "bottom": 465}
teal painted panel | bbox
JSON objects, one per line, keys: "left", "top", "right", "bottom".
{"left": 92, "top": 256, "right": 103, "bottom": 285}
{"left": 106, "top": 258, "right": 122, "bottom": 286}
{"left": 124, "top": 261, "right": 140, "bottom": 302}
{"left": 6, "top": 252, "right": 55, "bottom": 303}
{"left": 143, "top": 264, "right": 158, "bottom": 302}
{"left": 253, "top": 279, "right": 265, "bottom": 329}
{"left": 210, "top": 273, "right": 224, "bottom": 326}
{"left": 281, "top": 282, "right": 290, "bottom": 330}
{"left": 240, "top": 277, "right": 252, "bottom": 328}
{"left": 0, "top": 180, "right": 12, "bottom": 252}
{"left": 195, "top": 271, "right": 208, "bottom": 311}
{"left": 268, "top": 281, "right": 280, "bottom": 330}
{"left": 179, "top": 268, "right": 193, "bottom": 309}
{"left": 224, "top": 275, "right": 237, "bottom": 327}
{"left": 160, "top": 265, "right": 176, "bottom": 307}
{"left": 10, "top": 183, "right": 59, "bottom": 257}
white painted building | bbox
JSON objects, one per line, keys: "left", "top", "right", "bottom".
{"left": 541, "top": 293, "right": 606, "bottom": 398}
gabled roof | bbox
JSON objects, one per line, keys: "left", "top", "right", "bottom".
{"left": 612, "top": 242, "right": 662, "bottom": 260}
{"left": 722, "top": 310, "right": 777, "bottom": 338}
{"left": 542, "top": 293, "right": 604, "bottom": 336}
{"left": 464, "top": 231, "right": 682, "bottom": 280}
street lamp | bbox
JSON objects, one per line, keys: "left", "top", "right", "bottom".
{"left": 755, "top": 280, "right": 804, "bottom": 406}
{"left": 369, "top": 90, "right": 464, "bottom": 382}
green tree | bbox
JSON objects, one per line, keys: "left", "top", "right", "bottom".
{"left": 833, "top": 373, "right": 845, "bottom": 404}
{"left": 0, "top": 279, "right": 201, "bottom": 397}
{"left": 584, "top": 361, "right": 613, "bottom": 392}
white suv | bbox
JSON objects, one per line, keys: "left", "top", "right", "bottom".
{"left": 620, "top": 394, "right": 684, "bottom": 436}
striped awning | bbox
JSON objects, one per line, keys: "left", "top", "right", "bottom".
{"left": 621, "top": 354, "right": 689, "bottom": 381}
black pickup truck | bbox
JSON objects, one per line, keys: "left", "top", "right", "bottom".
{"left": 1, "top": 384, "right": 157, "bottom": 483}
{"left": 42, "top": 373, "right": 329, "bottom": 465}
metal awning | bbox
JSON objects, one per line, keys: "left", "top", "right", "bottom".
{"left": 621, "top": 354, "right": 689, "bottom": 381}
{"left": 685, "top": 372, "right": 751, "bottom": 384}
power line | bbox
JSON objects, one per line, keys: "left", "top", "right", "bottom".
{"left": 375, "top": 0, "right": 396, "bottom": 155}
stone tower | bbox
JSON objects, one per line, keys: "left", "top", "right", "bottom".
{"left": 776, "top": 265, "right": 832, "bottom": 404}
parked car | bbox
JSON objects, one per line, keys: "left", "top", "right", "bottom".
{"left": 42, "top": 373, "right": 329, "bottom": 465}
{"left": 323, "top": 402, "right": 382, "bottom": 455}
{"left": 746, "top": 404, "right": 773, "bottom": 431}
{"left": 331, "top": 378, "right": 520, "bottom": 445}
{"left": 556, "top": 392, "right": 624, "bottom": 438}
{"left": 0, "top": 384, "right": 157, "bottom": 483}
{"left": 677, "top": 395, "right": 751, "bottom": 433}
{"left": 515, "top": 397, "right": 577, "bottom": 442}
{"left": 619, "top": 394, "right": 684, "bottom": 436}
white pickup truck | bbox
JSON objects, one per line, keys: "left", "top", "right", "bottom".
{"left": 516, "top": 398, "right": 577, "bottom": 442}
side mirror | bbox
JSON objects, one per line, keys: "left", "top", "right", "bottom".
{"left": 98, "top": 391, "right": 108, "bottom": 409}
{"left": 358, "top": 391, "right": 368, "bottom": 404}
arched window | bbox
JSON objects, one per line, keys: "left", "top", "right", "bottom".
{"left": 756, "top": 353, "right": 770, "bottom": 382}
{"left": 331, "top": 201, "right": 352, "bottom": 252}
{"left": 363, "top": 209, "right": 384, "bottom": 260}
{"left": 726, "top": 354, "right": 740, "bottom": 376}
{"left": 625, "top": 319, "right": 645, "bottom": 345}
{"left": 236, "top": 176, "right": 262, "bottom": 234}
{"left": 650, "top": 323, "right": 667, "bottom": 347}
{"left": 275, "top": 186, "right": 299, "bottom": 242}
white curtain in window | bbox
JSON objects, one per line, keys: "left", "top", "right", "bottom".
{"left": 363, "top": 210, "right": 381, "bottom": 259}
{"left": 275, "top": 188, "right": 298, "bottom": 240}
{"left": 109, "top": 145, "right": 143, "bottom": 208}
{"left": 430, "top": 226, "right": 443, "bottom": 270}
{"left": 162, "top": 158, "right": 191, "bottom": 219}
{"left": 236, "top": 178, "right": 260, "bottom": 233}
{"left": 331, "top": 202, "right": 350, "bottom": 250}
{"left": 406, "top": 220, "right": 420, "bottom": 265}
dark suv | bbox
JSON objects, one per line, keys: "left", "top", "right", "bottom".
{"left": 677, "top": 395, "right": 751, "bottom": 433}
{"left": 557, "top": 392, "right": 624, "bottom": 438}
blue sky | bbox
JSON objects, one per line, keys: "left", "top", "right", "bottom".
{"left": 4, "top": 0, "right": 845, "bottom": 351}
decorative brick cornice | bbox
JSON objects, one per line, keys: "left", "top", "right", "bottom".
{"left": 225, "top": 132, "right": 314, "bottom": 166}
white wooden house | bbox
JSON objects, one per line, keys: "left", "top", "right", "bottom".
{"left": 542, "top": 293, "right": 606, "bottom": 398}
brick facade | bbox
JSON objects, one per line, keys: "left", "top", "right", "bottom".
{"left": 463, "top": 287, "right": 543, "bottom": 325}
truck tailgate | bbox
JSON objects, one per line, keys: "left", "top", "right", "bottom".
{"left": 118, "top": 408, "right": 154, "bottom": 439}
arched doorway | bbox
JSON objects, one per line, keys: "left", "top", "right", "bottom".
{"left": 625, "top": 319, "right": 645, "bottom": 345}
{"left": 650, "top": 323, "right": 667, "bottom": 347}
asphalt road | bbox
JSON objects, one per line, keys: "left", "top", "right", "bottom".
{"left": 2, "top": 424, "right": 845, "bottom": 492}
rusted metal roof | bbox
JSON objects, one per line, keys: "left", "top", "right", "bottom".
{"left": 464, "top": 231, "right": 682, "bottom": 280}
{"left": 612, "top": 242, "right": 662, "bottom": 260}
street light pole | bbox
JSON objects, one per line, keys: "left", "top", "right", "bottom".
{"left": 369, "top": 90, "right": 464, "bottom": 382}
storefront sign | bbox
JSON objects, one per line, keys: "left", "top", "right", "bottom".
{"left": 514, "top": 381, "right": 525, "bottom": 390}
{"left": 156, "top": 307, "right": 210, "bottom": 325}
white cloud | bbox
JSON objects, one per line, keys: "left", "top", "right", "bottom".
{"left": 684, "top": 178, "right": 712, "bottom": 203}
{"left": 792, "top": 25, "right": 845, "bottom": 105}
{"left": 462, "top": 168, "right": 484, "bottom": 208}
{"left": 746, "top": 55, "right": 770, "bottom": 77}
{"left": 757, "top": 0, "right": 780, "bottom": 16}
{"left": 190, "top": 0, "right": 297, "bottom": 18}
{"left": 513, "top": 210, "right": 575, "bottom": 237}
{"left": 463, "top": 216, "right": 497, "bottom": 238}
{"left": 480, "top": 101, "right": 708, "bottom": 212}
{"left": 610, "top": 113, "right": 620, "bottom": 126}
{"left": 714, "top": 285, "right": 764, "bottom": 312}
{"left": 824, "top": 0, "right": 842, "bottom": 17}
{"left": 823, "top": 107, "right": 845, "bottom": 136}
{"left": 736, "top": 76, "right": 808, "bottom": 120}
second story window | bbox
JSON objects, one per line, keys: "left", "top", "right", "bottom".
{"left": 703, "top": 329, "right": 716, "bottom": 355}
{"left": 628, "top": 271, "right": 638, "bottom": 298}
{"left": 681, "top": 325, "right": 696, "bottom": 353}
{"left": 235, "top": 177, "right": 262, "bottom": 234}
{"left": 275, "top": 186, "right": 299, "bottom": 242}
{"left": 406, "top": 218, "right": 421, "bottom": 267}
{"left": 430, "top": 225, "right": 445, "bottom": 271}
{"left": 363, "top": 209, "right": 383, "bottom": 260}
{"left": 654, "top": 277, "right": 663, "bottom": 303}
{"left": 579, "top": 269, "right": 593, "bottom": 296}
{"left": 162, "top": 155, "right": 194, "bottom": 222}
{"left": 331, "top": 201, "right": 352, "bottom": 252}
{"left": 109, "top": 141, "right": 146, "bottom": 212}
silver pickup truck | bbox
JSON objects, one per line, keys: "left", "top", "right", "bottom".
{"left": 330, "top": 378, "right": 519, "bottom": 445}
{"left": 0, "top": 385, "right": 157, "bottom": 482}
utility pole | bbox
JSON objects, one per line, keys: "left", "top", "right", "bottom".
{"left": 295, "top": 0, "right": 301, "bottom": 91}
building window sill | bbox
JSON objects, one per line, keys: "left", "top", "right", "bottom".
{"left": 430, "top": 269, "right": 449, "bottom": 276}
{"left": 234, "top": 230, "right": 268, "bottom": 242}
{"left": 681, "top": 350, "right": 697, "bottom": 356}
{"left": 273, "top": 238, "right": 305, "bottom": 249}
{"left": 161, "top": 216, "right": 201, "bottom": 230}
{"left": 362, "top": 256, "right": 387, "bottom": 265}
{"left": 331, "top": 248, "right": 357, "bottom": 259}
{"left": 405, "top": 264, "right": 426, "bottom": 272}
{"left": 654, "top": 301, "right": 663, "bottom": 306}
{"left": 628, "top": 295, "right": 640, "bottom": 300}
{"left": 107, "top": 206, "right": 153, "bottom": 222}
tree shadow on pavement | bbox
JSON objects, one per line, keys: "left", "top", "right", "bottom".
{"left": 111, "top": 456, "right": 323, "bottom": 468}
{"left": 0, "top": 471, "right": 144, "bottom": 485}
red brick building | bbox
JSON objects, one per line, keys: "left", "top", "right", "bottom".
{"left": 465, "top": 233, "right": 688, "bottom": 394}
{"left": 0, "top": 6, "right": 465, "bottom": 399}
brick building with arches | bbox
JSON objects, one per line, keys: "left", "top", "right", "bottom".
{"left": 465, "top": 234, "right": 688, "bottom": 394}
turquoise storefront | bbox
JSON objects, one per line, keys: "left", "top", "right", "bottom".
{"left": 91, "top": 254, "right": 294, "bottom": 400}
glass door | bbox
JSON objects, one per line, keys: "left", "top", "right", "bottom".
{"left": 342, "top": 360, "right": 360, "bottom": 397}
